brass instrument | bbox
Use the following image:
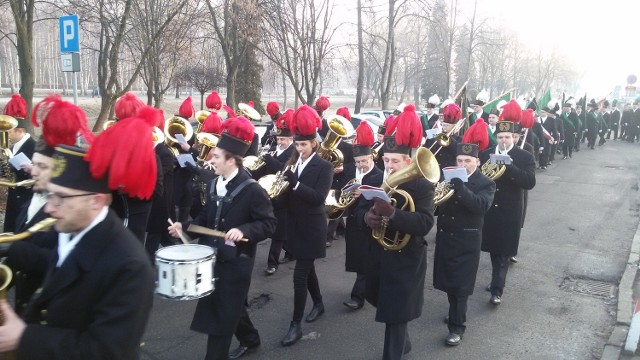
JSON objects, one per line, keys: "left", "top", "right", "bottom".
{"left": 0, "top": 115, "right": 17, "bottom": 183}
{"left": 196, "top": 133, "right": 219, "bottom": 163}
{"left": 480, "top": 159, "right": 506, "bottom": 181}
{"left": 152, "top": 126, "right": 165, "bottom": 148}
{"left": 433, "top": 181, "right": 455, "bottom": 207}
{"left": 371, "top": 141, "right": 384, "bottom": 160}
{"left": 371, "top": 147, "right": 440, "bottom": 251}
{"left": 0, "top": 217, "right": 57, "bottom": 243}
{"left": 103, "top": 119, "right": 117, "bottom": 130}
{"left": 257, "top": 164, "right": 297, "bottom": 199}
{"left": 317, "top": 115, "right": 354, "bottom": 168}
{"left": 0, "top": 179, "right": 35, "bottom": 188}
{"left": 0, "top": 263, "right": 13, "bottom": 333}
{"left": 238, "top": 103, "right": 262, "bottom": 121}
{"left": 243, "top": 145, "right": 274, "bottom": 172}
{"left": 194, "top": 110, "right": 211, "bottom": 133}
{"left": 428, "top": 118, "right": 465, "bottom": 156}
{"left": 164, "top": 116, "right": 194, "bottom": 157}
{"left": 325, "top": 178, "right": 359, "bottom": 219}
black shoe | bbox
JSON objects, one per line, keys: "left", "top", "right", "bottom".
{"left": 325, "top": 241, "right": 333, "bottom": 248}
{"left": 490, "top": 295, "right": 502, "bottom": 305}
{"left": 281, "top": 321, "right": 302, "bottom": 346}
{"left": 265, "top": 267, "right": 277, "bottom": 275}
{"left": 343, "top": 299, "right": 363, "bottom": 310}
{"left": 540, "top": 166, "right": 547, "bottom": 170}
{"left": 229, "top": 344, "right": 259, "bottom": 359}
{"left": 445, "top": 333, "right": 462, "bottom": 346}
{"left": 562, "top": 156, "right": 567, "bottom": 160}
{"left": 305, "top": 303, "right": 325, "bottom": 322}
{"left": 509, "top": 256, "right": 518, "bottom": 263}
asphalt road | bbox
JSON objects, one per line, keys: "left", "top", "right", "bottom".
{"left": 141, "top": 139, "right": 639, "bottom": 360}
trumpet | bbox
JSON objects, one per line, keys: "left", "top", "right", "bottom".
{"left": 257, "top": 164, "right": 297, "bottom": 199}
{"left": 164, "top": 116, "right": 194, "bottom": 157}
{"left": 0, "top": 179, "right": 35, "bottom": 188}
{"left": 317, "top": 115, "right": 354, "bottom": 168}
{"left": 371, "top": 141, "right": 384, "bottom": 160}
{"left": 371, "top": 147, "right": 440, "bottom": 251}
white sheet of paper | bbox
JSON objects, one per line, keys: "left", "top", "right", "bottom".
{"left": 175, "top": 133, "right": 188, "bottom": 145}
{"left": 490, "top": 153, "right": 512, "bottom": 165}
{"left": 177, "top": 154, "right": 196, "bottom": 168}
{"left": 8, "top": 152, "right": 30, "bottom": 170}
{"left": 359, "top": 185, "right": 391, "bottom": 203}
{"left": 342, "top": 182, "right": 362, "bottom": 193}
{"left": 426, "top": 128, "right": 442, "bottom": 139}
{"left": 442, "top": 167, "right": 468, "bottom": 182}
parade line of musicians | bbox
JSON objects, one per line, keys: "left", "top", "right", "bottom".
{"left": 0, "top": 89, "right": 629, "bottom": 359}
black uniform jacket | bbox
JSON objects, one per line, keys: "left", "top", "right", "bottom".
{"left": 480, "top": 146, "right": 536, "bottom": 256}
{"left": 286, "top": 154, "right": 333, "bottom": 260}
{"left": 5, "top": 136, "right": 36, "bottom": 232}
{"left": 433, "top": 170, "right": 495, "bottom": 296}
{"left": 185, "top": 169, "right": 276, "bottom": 336}
{"left": 344, "top": 166, "right": 383, "bottom": 273}
{"left": 366, "top": 177, "right": 435, "bottom": 323}
{"left": 16, "top": 210, "right": 155, "bottom": 360}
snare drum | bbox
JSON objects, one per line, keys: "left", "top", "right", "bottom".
{"left": 155, "top": 244, "right": 216, "bottom": 300}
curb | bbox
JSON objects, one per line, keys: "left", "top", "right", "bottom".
{"left": 602, "top": 214, "right": 640, "bottom": 359}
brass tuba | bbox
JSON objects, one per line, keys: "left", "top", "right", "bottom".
{"left": 196, "top": 133, "right": 219, "bottom": 163}
{"left": 164, "top": 116, "right": 194, "bottom": 157}
{"left": 0, "top": 115, "right": 17, "bottom": 183}
{"left": 238, "top": 103, "right": 262, "bottom": 121}
{"left": 317, "top": 115, "right": 354, "bottom": 168}
{"left": 371, "top": 147, "right": 440, "bottom": 251}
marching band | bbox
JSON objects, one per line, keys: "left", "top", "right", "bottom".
{"left": 0, "top": 89, "right": 629, "bottom": 359}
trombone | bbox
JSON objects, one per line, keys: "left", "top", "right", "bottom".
{"left": 428, "top": 118, "right": 465, "bottom": 156}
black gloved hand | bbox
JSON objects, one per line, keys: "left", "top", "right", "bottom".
{"left": 185, "top": 161, "right": 199, "bottom": 175}
{"left": 365, "top": 208, "right": 382, "bottom": 230}
{"left": 262, "top": 154, "right": 278, "bottom": 168}
{"left": 373, "top": 198, "right": 395, "bottom": 217}
{"left": 283, "top": 169, "right": 297, "bottom": 186}
{"left": 450, "top": 177, "right": 464, "bottom": 192}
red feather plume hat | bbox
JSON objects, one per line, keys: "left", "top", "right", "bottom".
{"left": 266, "top": 101, "right": 280, "bottom": 117}
{"left": 462, "top": 119, "right": 489, "bottom": 152}
{"left": 114, "top": 92, "right": 145, "bottom": 121}
{"left": 443, "top": 103, "right": 462, "bottom": 124}
{"left": 201, "top": 112, "right": 223, "bottom": 135}
{"left": 378, "top": 114, "right": 394, "bottom": 135}
{"left": 85, "top": 107, "right": 157, "bottom": 200}
{"left": 499, "top": 100, "right": 522, "bottom": 122}
{"left": 178, "top": 97, "right": 194, "bottom": 119}
{"left": 136, "top": 106, "right": 165, "bottom": 131}
{"left": 315, "top": 96, "right": 330, "bottom": 114}
{"left": 336, "top": 106, "right": 351, "bottom": 120}
{"left": 217, "top": 116, "right": 255, "bottom": 156}
{"left": 275, "top": 108, "right": 294, "bottom": 137}
{"left": 206, "top": 91, "right": 222, "bottom": 110}
{"left": 291, "top": 104, "right": 321, "bottom": 141}
{"left": 383, "top": 104, "right": 422, "bottom": 155}
{"left": 353, "top": 121, "right": 375, "bottom": 157}
{"left": 4, "top": 94, "right": 28, "bottom": 128}
{"left": 520, "top": 109, "right": 535, "bottom": 129}
{"left": 31, "top": 95, "right": 95, "bottom": 157}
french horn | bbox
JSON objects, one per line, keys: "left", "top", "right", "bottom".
{"left": 480, "top": 158, "right": 506, "bottom": 181}
{"left": 325, "top": 178, "right": 359, "bottom": 219}
{"left": 257, "top": 164, "right": 297, "bottom": 199}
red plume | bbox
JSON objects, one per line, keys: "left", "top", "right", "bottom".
{"left": 394, "top": 104, "right": 422, "bottom": 148}
{"left": 136, "top": 106, "right": 164, "bottom": 129}
{"left": 443, "top": 103, "right": 462, "bottom": 124}
{"left": 222, "top": 116, "right": 254, "bottom": 142}
{"left": 315, "top": 96, "right": 330, "bottom": 112}
{"left": 4, "top": 94, "right": 27, "bottom": 118}
{"left": 206, "top": 92, "right": 222, "bottom": 110}
{"left": 248, "top": 101, "right": 254, "bottom": 108}
{"left": 520, "top": 109, "right": 535, "bottom": 129}
{"left": 336, "top": 106, "right": 351, "bottom": 120}
{"left": 31, "top": 95, "right": 95, "bottom": 147}
{"left": 85, "top": 117, "right": 157, "bottom": 200}
{"left": 462, "top": 119, "right": 489, "bottom": 151}
{"left": 178, "top": 97, "right": 194, "bottom": 119}
{"left": 384, "top": 115, "right": 399, "bottom": 136}
{"left": 499, "top": 100, "right": 522, "bottom": 122}
{"left": 291, "top": 105, "right": 321, "bottom": 136}
{"left": 266, "top": 101, "right": 280, "bottom": 116}
{"left": 202, "top": 112, "right": 223, "bottom": 134}
{"left": 354, "top": 121, "right": 374, "bottom": 146}
{"left": 114, "top": 92, "right": 144, "bottom": 120}
{"left": 276, "top": 109, "right": 294, "bottom": 129}
{"left": 223, "top": 105, "right": 237, "bottom": 118}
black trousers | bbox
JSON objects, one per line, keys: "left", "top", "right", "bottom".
{"left": 267, "top": 211, "right": 288, "bottom": 268}
{"left": 562, "top": 137, "right": 575, "bottom": 158}
{"left": 383, "top": 322, "right": 410, "bottom": 360}
{"left": 350, "top": 273, "right": 366, "bottom": 304}
{"left": 549, "top": 142, "right": 557, "bottom": 161}
{"left": 206, "top": 334, "right": 232, "bottom": 360}
{"left": 607, "top": 124, "right": 618, "bottom": 139}
{"left": 574, "top": 132, "right": 581, "bottom": 151}
{"left": 539, "top": 145, "right": 551, "bottom": 166}
{"left": 598, "top": 130, "right": 607, "bottom": 145}
{"left": 587, "top": 133, "right": 597, "bottom": 149}
{"left": 447, "top": 294, "right": 468, "bottom": 334}
{"left": 235, "top": 304, "right": 261, "bottom": 347}
{"left": 293, "top": 259, "right": 323, "bottom": 322}
{"left": 172, "top": 169, "right": 194, "bottom": 222}
{"left": 490, "top": 253, "right": 510, "bottom": 296}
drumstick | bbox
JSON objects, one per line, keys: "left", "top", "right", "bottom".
{"left": 187, "top": 224, "right": 249, "bottom": 242}
{"left": 167, "top": 218, "right": 189, "bottom": 245}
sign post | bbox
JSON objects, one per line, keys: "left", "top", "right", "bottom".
{"left": 59, "top": 15, "right": 81, "bottom": 104}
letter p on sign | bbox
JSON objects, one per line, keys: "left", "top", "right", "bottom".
{"left": 59, "top": 15, "right": 80, "bottom": 53}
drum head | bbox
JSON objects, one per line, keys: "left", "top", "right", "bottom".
{"left": 156, "top": 244, "right": 215, "bottom": 261}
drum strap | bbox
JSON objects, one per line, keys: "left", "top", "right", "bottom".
{"left": 211, "top": 178, "right": 256, "bottom": 230}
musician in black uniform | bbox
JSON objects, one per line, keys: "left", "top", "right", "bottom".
{"left": 575, "top": 104, "right": 586, "bottom": 150}
{"left": 0, "top": 143, "right": 155, "bottom": 359}
{"left": 169, "top": 116, "right": 276, "bottom": 360}
{"left": 585, "top": 100, "right": 599, "bottom": 149}
{"left": 261, "top": 109, "right": 295, "bottom": 275}
{"left": 487, "top": 109, "right": 499, "bottom": 147}
{"left": 316, "top": 95, "right": 331, "bottom": 138}
{"left": 364, "top": 104, "right": 435, "bottom": 360}
{"left": 172, "top": 97, "right": 197, "bottom": 222}
{"left": 470, "top": 91, "right": 490, "bottom": 123}
{"left": 538, "top": 106, "right": 557, "bottom": 169}
{"left": 423, "top": 94, "right": 440, "bottom": 131}
{"left": 280, "top": 105, "right": 333, "bottom": 347}
{"left": 3, "top": 94, "right": 35, "bottom": 233}
{"left": 423, "top": 103, "right": 462, "bottom": 173}
{"left": 561, "top": 101, "right": 578, "bottom": 159}
{"left": 546, "top": 102, "right": 561, "bottom": 163}
{"left": 261, "top": 101, "right": 281, "bottom": 146}
{"left": 434, "top": 143, "right": 495, "bottom": 346}
{"left": 343, "top": 121, "right": 383, "bottom": 310}
{"left": 480, "top": 119, "right": 536, "bottom": 305}
{"left": 373, "top": 119, "right": 388, "bottom": 171}
{"left": 598, "top": 100, "right": 610, "bottom": 146}
{"left": 609, "top": 100, "right": 621, "bottom": 140}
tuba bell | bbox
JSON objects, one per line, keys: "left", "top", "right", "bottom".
{"left": 164, "top": 116, "right": 194, "bottom": 157}
{"left": 371, "top": 147, "right": 440, "bottom": 251}
{"left": 0, "top": 115, "right": 17, "bottom": 183}
{"left": 196, "top": 132, "right": 219, "bottom": 163}
{"left": 238, "top": 103, "right": 262, "bottom": 121}
{"left": 103, "top": 119, "right": 117, "bottom": 130}
{"left": 317, "top": 115, "right": 354, "bottom": 168}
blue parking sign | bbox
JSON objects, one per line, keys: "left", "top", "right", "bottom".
{"left": 59, "top": 15, "right": 80, "bottom": 53}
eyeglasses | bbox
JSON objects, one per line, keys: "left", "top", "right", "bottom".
{"left": 46, "top": 192, "right": 97, "bottom": 207}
